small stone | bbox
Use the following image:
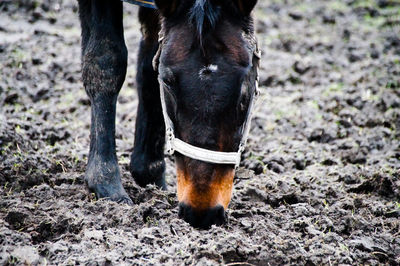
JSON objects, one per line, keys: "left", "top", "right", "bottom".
{"left": 11, "top": 246, "right": 40, "bottom": 265}
{"left": 293, "top": 60, "right": 311, "bottom": 75}
{"left": 48, "top": 240, "right": 69, "bottom": 255}
{"left": 308, "top": 128, "right": 333, "bottom": 143}
{"left": 5, "top": 211, "right": 27, "bottom": 230}
{"left": 32, "top": 57, "right": 43, "bottom": 65}
{"left": 288, "top": 12, "right": 303, "bottom": 20}
{"left": 48, "top": 17, "right": 57, "bottom": 24}
{"left": 267, "top": 161, "right": 285, "bottom": 173}
{"left": 343, "top": 174, "right": 359, "bottom": 184}
{"left": 349, "top": 237, "right": 375, "bottom": 252}
{"left": 246, "top": 161, "right": 263, "bottom": 175}
{"left": 321, "top": 158, "right": 337, "bottom": 166}
{"left": 348, "top": 51, "right": 364, "bottom": 62}
{"left": 31, "top": 11, "right": 42, "bottom": 20}
{"left": 370, "top": 48, "right": 380, "bottom": 59}
{"left": 293, "top": 158, "right": 306, "bottom": 170}
{"left": 4, "top": 93, "right": 19, "bottom": 104}
{"left": 240, "top": 219, "right": 252, "bottom": 228}
{"left": 338, "top": 119, "right": 352, "bottom": 128}
{"left": 322, "top": 14, "right": 336, "bottom": 24}
{"left": 84, "top": 229, "right": 103, "bottom": 240}
{"left": 347, "top": 152, "right": 367, "bottom": 164}
{"left": 342, "top": 29, "right": 351, "bottom": 40}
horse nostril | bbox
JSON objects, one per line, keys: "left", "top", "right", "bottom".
{"left": 178, "top": 203, "right": 227, "bottom": 229}
{"left": 178, "top": 202, "right": 196, "bottom": 225}
{"left": 178, "top": 202, "right": 190, "bottom": 219}
{"left": 211, "top": 205, "right": 227, "bottom": 226}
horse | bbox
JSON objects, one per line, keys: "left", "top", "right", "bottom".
{"left": 77, "top": 0, "right": 259, "bottom": 229}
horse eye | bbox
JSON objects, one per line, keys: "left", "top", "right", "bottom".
{"left": 161, "top": 73, "right": 177, "bottom": 91}
{"left": 164, "top": 78, "right": 174, "bottom": 88}
{"left": 160, "top": 67, "right": 176, "bottom": 89}
{"left": 241, "top": 102, "right": 246, "bottom": 112}
{"left": 238, "top": 96, "right": 250, "bottom": 125}
{"left": 239, "top": 99, "right": 248, "bottom": 114}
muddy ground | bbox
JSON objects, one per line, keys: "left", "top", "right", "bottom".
{"left": 0, "top": 0, "right": 399, "bottom": 265}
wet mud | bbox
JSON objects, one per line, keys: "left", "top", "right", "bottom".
{"left": 0, "top": 0, "right": 399, "bottom": 265}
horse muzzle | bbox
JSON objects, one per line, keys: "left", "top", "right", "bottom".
{"left": 176, "top": 160, "right": 235, "bottom": 229}
{"left": 178, "top": 203, "right": 227, "bottom": 229}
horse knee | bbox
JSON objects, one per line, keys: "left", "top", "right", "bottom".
{"left": 82, "top": 38, "right": 127, "bottom": 97}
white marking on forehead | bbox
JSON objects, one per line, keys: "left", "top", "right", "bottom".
{"left": 199, "top": 64, "right": 218, "bottom": 80}
{"left": 207, "top": 64, "right": 218, "bottom": 72}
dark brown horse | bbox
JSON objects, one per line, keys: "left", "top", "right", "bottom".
{"left": 78, "top": 0, "right": 259, "bottom": 228}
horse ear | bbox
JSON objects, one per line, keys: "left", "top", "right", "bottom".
{"left": 234, "top": 0, "right": 257, "bottom": 16}
{"left": 154, "top": 0, "right": 180, "bottom": 17}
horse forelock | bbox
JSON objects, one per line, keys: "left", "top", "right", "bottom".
{"left": 189, "top": 0, "right": 221, "bottom": 43}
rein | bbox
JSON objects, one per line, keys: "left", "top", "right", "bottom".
{"left": 153, "top": 28, "right": 261, "bottom": 168}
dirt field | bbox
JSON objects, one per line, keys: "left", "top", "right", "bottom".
{"left": 1, "top": 0, "right": 399, "bottom": 265}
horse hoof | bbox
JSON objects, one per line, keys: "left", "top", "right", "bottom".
{"left": 115, "top": 195, "right": 134, "bottom": 206}
{"left": 85, "top": 161, "right": 133, "bottom": 206}
{"left": 87, "top": 181, "right": 133, "bottom": 206}
{"left": 130, "top": 158, "right": 166, "bottom": 189}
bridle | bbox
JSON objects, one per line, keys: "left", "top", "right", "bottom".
{"left": 153, "top": 29, "right": 261, "bottom": 169}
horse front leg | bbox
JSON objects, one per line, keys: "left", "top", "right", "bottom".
{"left": 130, "top": 7, "right": 166, "bottom": 189}
{"left": 78, "top": 0, "right": 132, "bottom": 204}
